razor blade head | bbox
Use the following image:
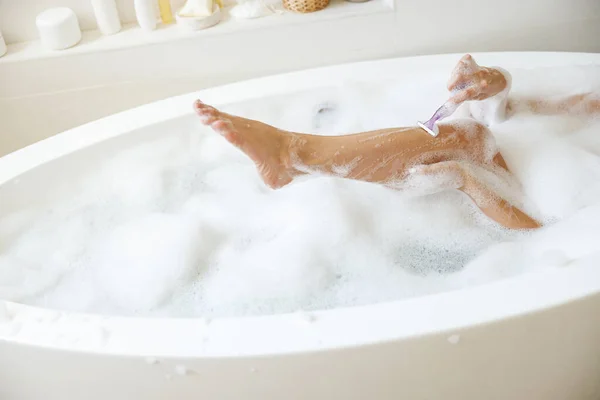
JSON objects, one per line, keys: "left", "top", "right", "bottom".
{"left": 417, "top": 121, "right": 439, "bottom": 137}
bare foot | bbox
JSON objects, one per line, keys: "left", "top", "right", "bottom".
{"left": 194, "top": 100, "right": 295, "bottom": 189}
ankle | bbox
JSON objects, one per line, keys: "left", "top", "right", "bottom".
{"left": 280, "top": 132, "right": 304, "bottom": 176}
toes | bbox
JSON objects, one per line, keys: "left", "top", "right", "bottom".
{"left": 195, "top": 102, "right": 242, "bottom": 145}
{"left": 199, "top": 112, "right": 218, "bottom": 125}
{"left": 194, "top": 103, "right": 214, "bottom": 115}
{"left": 211, "top": 119, "right": 233, "bottom": 133}
{"left": 193, "top": 99, "right": 209, "bottom": 112}
{"left": 195, "top": 104, "right": 220, "bottom": 125}
{"left": 212, "top": 119, "right": 241, "bottom": 146}
{"left": 194, "top": 100, "right": 218, "bottom": 115}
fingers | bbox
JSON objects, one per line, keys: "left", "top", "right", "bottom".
{"left": 448, "top": 54, "right": 482, "bottom": 91}
{"left": 447, "top": 64, "right": 471, "bottom": 91}
{"left": 460, "top": 54, "right": 473, "bottom": 63}
{"left": 448, "top": 74, "right": 495, "bottom": 103}
{"left": 447, "top": 74, "right": 468, "bottom": 91}
{"left": 449, "top": 91, "right": 468, "bottom": 104}
{"left": 459, "top": 54, "right": 480, "bottom": 73}
{"left": 449, "top": 86, "right": 477, "bottom": 104}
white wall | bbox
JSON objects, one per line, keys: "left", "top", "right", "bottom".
{"left": 3, "top": 0, "right": 599, "bottom": 45}
{"left": 0, "top": 0, "right": 599, "bottom": 155}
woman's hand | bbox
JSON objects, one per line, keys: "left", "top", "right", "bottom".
{"left": 447, "top": 54, "right": 508, "bottom": 104}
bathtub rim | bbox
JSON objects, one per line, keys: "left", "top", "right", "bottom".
{"left": 1, "top": 51, "right": 600, "bottom": 358}
{"left": 2, "top": 263, "right": 600, "bottom": 358}
{"left": 2, "top": 51, "right": 600, "bottom": 184}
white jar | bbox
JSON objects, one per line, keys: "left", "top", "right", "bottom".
{"left": 36, "top": 8, "right": 82, "bottom": 50}
{"left": 134, "top": 0, "right": 158, "bottom": 31}
{"left": 91, "top": 0, "right": 122, "bottom": 35}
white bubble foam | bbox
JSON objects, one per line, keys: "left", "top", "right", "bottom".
{"left": 92, "top": 213, "right": 206, "bottom": 311}
{"left": 0, "top": 65, "right": 599, "bottom": 319}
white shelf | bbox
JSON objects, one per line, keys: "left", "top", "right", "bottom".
{"left": 0, "top": 0, "right": 393, "bottom": 64}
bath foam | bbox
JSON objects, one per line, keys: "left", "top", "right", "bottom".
{"left": 92, "top": 213, "right": 206, "bottom": 311}
{"left": 1, "top": 66, "right": 600, "bottom": 318}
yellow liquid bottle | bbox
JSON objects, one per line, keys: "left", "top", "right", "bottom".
{"left": 158, "top": 0, "right": 174, "bottom": 24}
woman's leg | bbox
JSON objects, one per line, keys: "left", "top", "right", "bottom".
{"left": 413, "top": 161, "right": 541, "bottom": 229}
{"left": 194, "top": 101, "right": 492, "bottom": 187}
{"left": 193, "top": 101, "right": 539, "bottom": 229}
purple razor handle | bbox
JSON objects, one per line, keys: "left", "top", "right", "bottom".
{"left": 418, "top": 83, "right": 470, "bottom": 137}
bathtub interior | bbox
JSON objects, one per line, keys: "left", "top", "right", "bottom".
{"left": 0, "top": 99, "right": 517, "bottom": 318}
{"left": 2, "top": 54, "right": 600, "bottom": 357}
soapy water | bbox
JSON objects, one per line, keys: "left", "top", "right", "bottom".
{"left": 1, "top": 65, "right": 600, "bottom": 318}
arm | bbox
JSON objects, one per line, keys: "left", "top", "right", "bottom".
{"left": 445, "top": 55, "right": 511, "bottom": 126}
{"left": 448, "top": 55, "right": 600, "bottom": 118}
{"left": 519, "top": 93, "right": 600, "bottom": 116}
{"left": 447, "top": 55, "right": 508, "bottom": 104}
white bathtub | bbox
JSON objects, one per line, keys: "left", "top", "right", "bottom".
{"left": 2, "top": 52, "right": 600, "bottom": 400}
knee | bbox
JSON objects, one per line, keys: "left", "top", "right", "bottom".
{"left": 460, "top": 119, "right": 490, "bottom": 138}
{"left": 443, "top": 119, "right": 491, "bottom": 141}
{"left": 446, "top": 119, "right": 497, "bottom": 161}
{"left": 468, "top": 121, "right": 497, "bottom": 162}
